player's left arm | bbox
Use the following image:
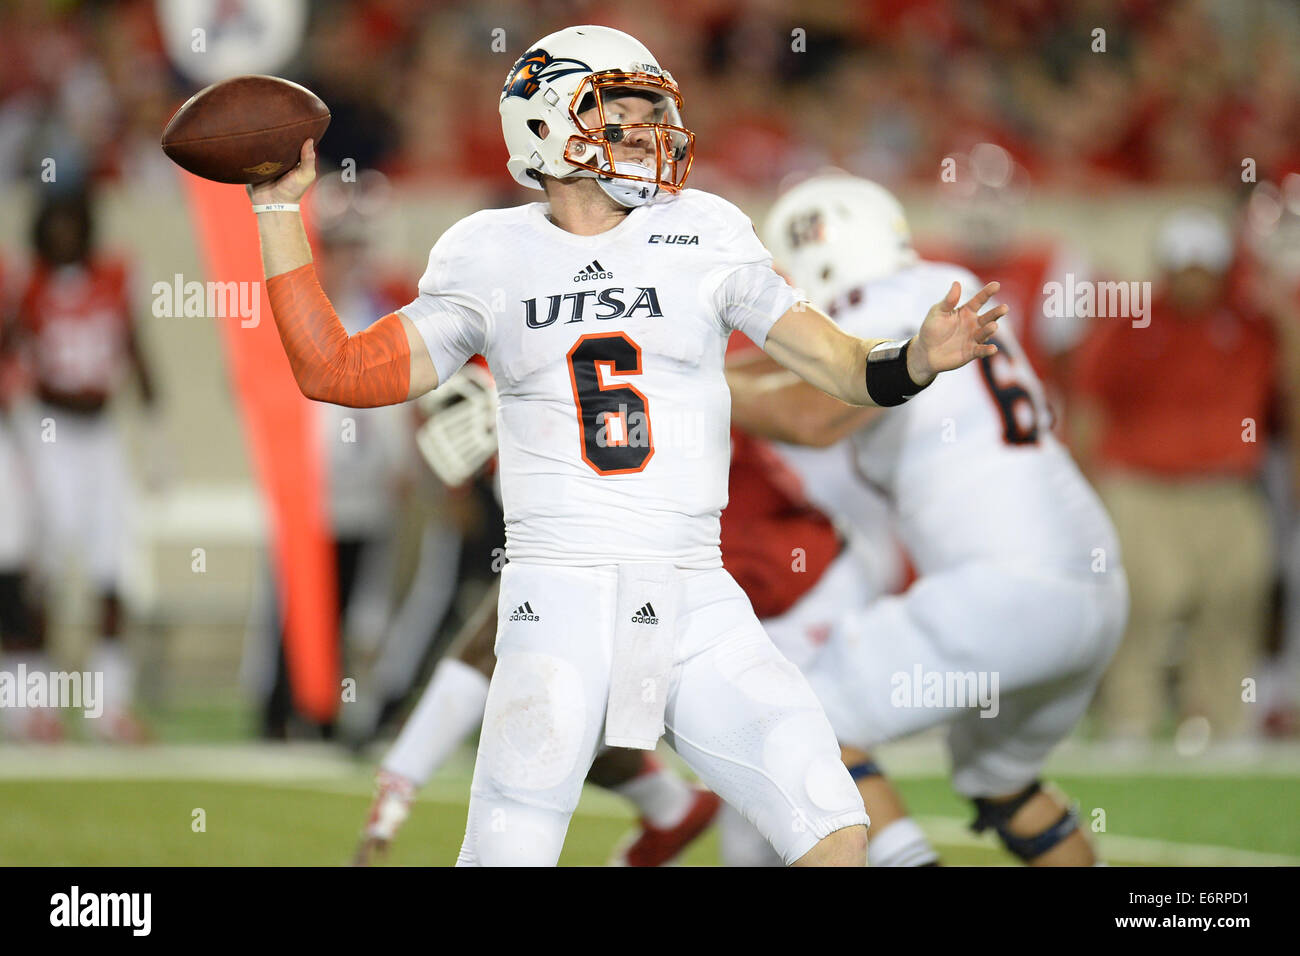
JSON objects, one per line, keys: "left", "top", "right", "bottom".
{"left": 762, "top": 281, "right": 1005, "bottom": 407}
{"left": 726, "top": 352, "right": 883, "bottom": 447}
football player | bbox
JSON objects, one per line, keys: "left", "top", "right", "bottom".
{"left": 0, "top": 251, "right": 54, "bottom": 742}
{"left": 354, "top": 370, "right": 886, "bottom": 865}
{"left": 10, "top": 188, "right": 159, "bottom": 742}
{"left": 250, "top": 26, "right": 1003, "bottom": 866}
{"left": 723, "top": 174, "right": 1129, "bottom": 865}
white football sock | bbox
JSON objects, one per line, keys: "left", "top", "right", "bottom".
{"left": 868, "top": 817, "right": 940, "bottom": 867}
{"left": 88, "top": 642, "right": 135, "bottom": 717}
{"left": 382, "top": 657, "right": 489, "bottom": 786}
{"left": 611, "top": 756, "right": 695, "bottom": 829}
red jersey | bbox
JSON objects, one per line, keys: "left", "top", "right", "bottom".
{"left": 721, "top": 429, "right": 842, "bottom": 620}
{"left": 17, "top": 257, "right": 133, "bottom": 404}
{"left": 1073, "top": 288, "right": 1277, "bottom": 477}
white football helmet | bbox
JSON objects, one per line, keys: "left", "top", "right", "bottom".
{"left": 763, "top": 174, "right": 917, "bottom": 308}
{"left": 415, "top": 364, "right": 498, "bottom": 488}
{"left": 499, "top": 25, "right": 694, "bottom": 206}
{"left": 1154, "top": 208, "right": 1233, "bottom": 274}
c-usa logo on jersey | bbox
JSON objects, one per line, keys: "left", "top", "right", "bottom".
{"left": 503, "top": 49, "right": 593, "bottom": 99}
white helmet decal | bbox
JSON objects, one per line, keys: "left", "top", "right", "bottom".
{"left": 501, "top": 50, "right": 593, "bottom": 101}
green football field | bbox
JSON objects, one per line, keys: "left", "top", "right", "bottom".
{"left": 2, "top": 738, "right": 1297, "bottom": 866}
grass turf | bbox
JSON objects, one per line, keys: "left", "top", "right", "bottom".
{"left": 1, "top": 771, "right": 1294, "bottom": 866}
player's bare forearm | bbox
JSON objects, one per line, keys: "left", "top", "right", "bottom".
{"left": 762, "top": 305, "right": 879, "bottom": 405}
{"left": 724, "top": 346, "right": 880, "bottom": 444}
{"left": 248, "top": 138, "right": 319, "bottom": 278}
{"left": 727, "top": 365, "right": 881, "bottom": 446}
{"left": 255, "top": 207, "right": 314, "bottom": 278}
{"left": 727, "top": 366, "right": 806, "bottom": 442}
{"left": 764, "top": 280, "right": 1005, "bottom": 408}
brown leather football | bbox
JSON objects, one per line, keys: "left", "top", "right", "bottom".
{"left": 161, "top": 75, "right": 330, "bottom": 185}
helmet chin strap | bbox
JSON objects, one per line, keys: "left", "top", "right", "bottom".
{"left": 595, "top": 158, "right": 660, "bottom": 207}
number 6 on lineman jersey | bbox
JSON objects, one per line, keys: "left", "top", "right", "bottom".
{"left": 977, "top": 336, "right": 1045, "bottom": 445}
{"left": 566, "top": 331, "right": 655, "bottom": 475}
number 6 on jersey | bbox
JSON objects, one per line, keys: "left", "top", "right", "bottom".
{"left": 567, "top": 332, "right": 654, "bottom": 475}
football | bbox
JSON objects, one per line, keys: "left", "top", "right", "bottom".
{"left": 160, "top": 74, "right": 330, "bottom": 185}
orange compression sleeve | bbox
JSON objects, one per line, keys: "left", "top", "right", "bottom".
{"left": 265, "top": 263, "right": 411, "bottom": 407}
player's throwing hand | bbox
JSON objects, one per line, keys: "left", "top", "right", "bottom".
{"left": 247, "top": 138, "right": 318, "bottom": 205}
{"left": 908, "top": 281, "right": 1006, "bottom": 383}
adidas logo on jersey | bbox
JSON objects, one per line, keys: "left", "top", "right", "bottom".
{"left": 631, "top": 603, "right": 658, "bottom": 625}
{"left": 573, "top": 260, "right": 614, "bottom": 282}
{"left": 509, "top": 602, "right": 539, "bottom": 622}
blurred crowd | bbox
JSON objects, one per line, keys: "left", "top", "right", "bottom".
{"left": 1, "top": 0, "right": 1300, "bottom": 193}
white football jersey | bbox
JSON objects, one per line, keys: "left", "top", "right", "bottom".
{"left": 827, "top": 261, "right": 1119, "bottom": 575}
{"left": 402, "top": 189, "right": 799, "bottom": 567}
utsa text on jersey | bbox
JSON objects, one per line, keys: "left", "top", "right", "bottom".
{"left": 523, "top": 286, "right": 663, "bottom": 327}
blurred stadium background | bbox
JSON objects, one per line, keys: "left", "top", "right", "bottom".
{"left": 0, "top": 0, "right": 1298, "bottom": 865}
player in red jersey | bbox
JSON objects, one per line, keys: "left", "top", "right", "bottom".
{"left": 9, "top": 189, "right": 160, "bottom": 741}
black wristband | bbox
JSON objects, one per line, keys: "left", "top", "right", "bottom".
{"left": 864, "top": 338, "right": 930, "bottom": 407}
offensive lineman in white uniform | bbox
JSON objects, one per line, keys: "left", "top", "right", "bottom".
{"left": 725, "top": 175, "right": 1130, "bottom": 865}
{"left": 248, "top": 26, "right": 1005, "bottom": 866}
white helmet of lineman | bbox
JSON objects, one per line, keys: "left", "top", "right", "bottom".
{"left": 499, "top": 25, "right": 694, "bottom": 207}
{"left": 763, "top": 174, "right": 918, "bottom": 309}
{"left": 415, "top": 363, "right": 498, "bottom": 488}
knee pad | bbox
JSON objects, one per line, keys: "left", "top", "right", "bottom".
{"left": 479, "top": 651, "right": 588, "bottom": 797}
{"left": 970, "top": 781, "right": 1079, "bottom": 862}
